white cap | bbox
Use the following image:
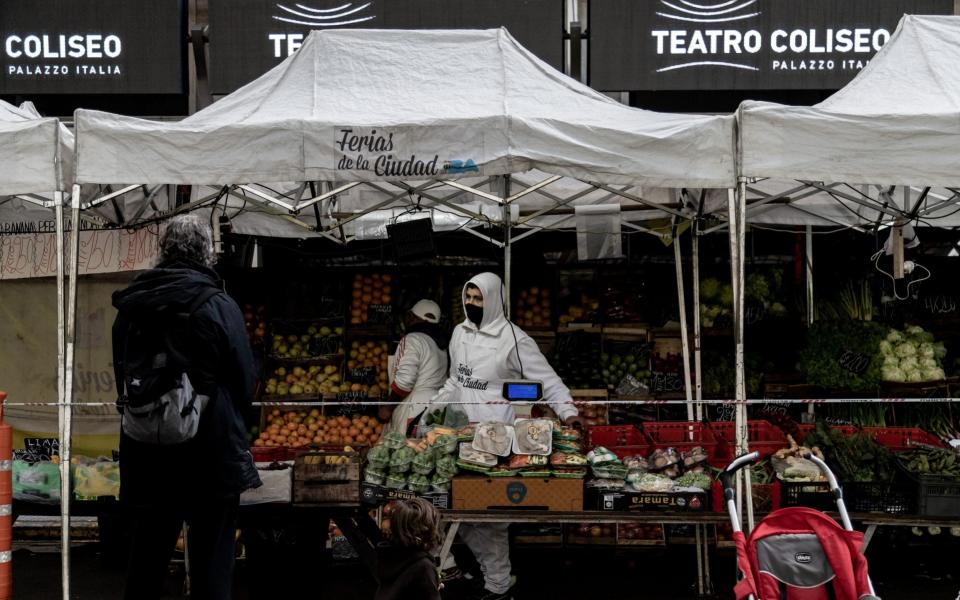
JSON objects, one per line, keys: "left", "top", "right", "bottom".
{"left": 410, "top": 299, "right": 441, "bottom": 324}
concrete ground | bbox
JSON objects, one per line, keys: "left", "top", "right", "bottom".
{"left": 11, "top": 525, "right": 959, "bottom": 600}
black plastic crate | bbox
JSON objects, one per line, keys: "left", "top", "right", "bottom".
{"left": 917, "top": 475, "right": 960, "bottom": 517}
{"left": 779, "top": 480, "right": 834, "bottom": 511}
{"left": 843, "top": 481, "right": 916, "bottom": 515}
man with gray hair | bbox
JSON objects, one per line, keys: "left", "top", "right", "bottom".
{"left": 112, "top": 214, "right": 261, "bottom": 600}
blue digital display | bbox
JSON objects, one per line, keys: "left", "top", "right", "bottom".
{"left": 504, "top": 383, "right": 539, "bottom": 400}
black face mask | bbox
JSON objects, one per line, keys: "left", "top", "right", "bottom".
{"left": 465, "top": 304, "right": 484, "bottom": 328}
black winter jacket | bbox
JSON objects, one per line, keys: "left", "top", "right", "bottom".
{"left": 112, "top": 258, "right": 261, "bottom": 504}
{"left": 374, "top": 543, "right": 441, "bottom": 600}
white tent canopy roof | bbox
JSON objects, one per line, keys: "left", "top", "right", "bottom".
{"left": 0, "top": 100, "right": 72, "bottom": 195}
{"left": 75, "top": 28, "right": 735, "bottom": 189}
{"left": 741, "top": 15, "right": 960, "bottom": 186}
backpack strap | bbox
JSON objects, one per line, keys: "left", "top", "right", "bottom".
{"left": 115, "top": 286, "right": 222, "bottom": 412}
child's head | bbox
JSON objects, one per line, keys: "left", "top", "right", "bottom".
{"left": 389, "top": 498, "right": 440, "bottom": 551}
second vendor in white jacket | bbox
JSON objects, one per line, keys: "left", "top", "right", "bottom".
{"left": 433, "top": 272, "right": 581, "bottom": 426}
{"left": 381, "top": 299, "right": 449, "bottom": 435}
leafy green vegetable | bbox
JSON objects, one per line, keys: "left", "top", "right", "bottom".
{"left": 798, "top": 320, "right": 887, "bottom": 391}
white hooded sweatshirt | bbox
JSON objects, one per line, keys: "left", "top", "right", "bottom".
{"left": 432, "top": 272, "right": 577, "bottom": 423}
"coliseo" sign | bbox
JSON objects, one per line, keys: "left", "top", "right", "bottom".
{"left": 0, "top": 0, "right": 184, "bottom": 95}
{"left": 590, "top": 0, "right": 954, "bottom": 91}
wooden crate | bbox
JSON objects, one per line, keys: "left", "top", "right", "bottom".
{"left": 293, "top": 451, "right": 362, "bottom": 505}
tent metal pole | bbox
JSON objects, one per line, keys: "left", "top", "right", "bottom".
{"left": 502, "top": 176, "right": 512, "bottom": 319}
{"left": 806, "top": 225, "right": 815, "bottom": 419}
{"left": 692, "top": 221, "right": 703, "bottom": 421}
{"left": 61, "top": 184, "right": 82, "bottom": 600}
{"left": 54, "top": 194, "right": 66, "bottom": 432}
{"left": 673, "top": 223, "right": 695, "bottom": 422}
{"left": 735, "top": 179, "right": 755, "bottom": 532}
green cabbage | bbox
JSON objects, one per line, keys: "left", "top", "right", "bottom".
{"left": 886, "top": 330, "right": 904, "bottom": 343}
{"left": 882, "top": 367, "right": 906, "bottom": 382}
{"left": 895, "top": 343, "right": 917, "bottom": 358}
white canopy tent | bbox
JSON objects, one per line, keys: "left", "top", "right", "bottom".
{"left": 0, "top": 98, "right": 76, "bottom": 597}
{"left": 739, "top": 15, "right": 960, "bottom": 228}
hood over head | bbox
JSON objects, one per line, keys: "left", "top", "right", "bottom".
{"left": 112, "top": 257, "right": 222, "bottom": 318}
{"left": 375, "top": 542, "right": 433, "bottom": 583}
{"left": 462, "top": 272, "right": 508, "bottom": 334}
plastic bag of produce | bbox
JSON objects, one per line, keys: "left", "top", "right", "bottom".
{"left": 13, "top": 460, "right": 60, "bottom": 503}
{"left": 385, "top": 473, "right": 408, "bottom": 489}
{"left": 586, "top": 447, "right": 619, "bottom": 466}
{"left": 513, "top": 419, "right": 553, "bottom": 456}
{"left": 408, "top": 474, "right": 431, "bottom": 494}
{"left": 674, "top": 472, "right": 712, "bottom": 491}
{"left": 648, "top": 448, "right": 680, "bottom": 471}
{"left": 367, "top": 444, "right": 392, "bottom": 469}
{"left": 412, "top": 451, "right": 436, "bottom": 475}
{"left": 633, "top": 473, "right": 674, "bottom": 493}
{"left": 432, "top": 434, "right": 458, "bottom": 455}
{"left": 772, "top": 456, "right": 823, "bottom": 482}
{"left": 430, "top": 474, "right": 452, "bottom": 493}
{"left": 383, "top": 431, "right": 408, "bottom": 451}
{"left": 553, "top": 427, "right": 582, "bottom": 442}
{"left": 458, "top": 442, "right": 498, "bottom": 467}
{"left": 389, "top": 446, "right": 416, "bottom": 473}
{"left": 550, "top": 452, "right": 587, "bottom": 467}
{"left": 457, "top": 425, "right": 475, "bottom": 442}
{"left": 591, "top": 463, "right": 629, "bottom": 479}
{"left": 72, "top": 459, "right": 120, "bottom": 499}
{"left": 364, "top": 467, "right": 387, "bottom": 486}
{"left": 472, "top": 422, "right": 515, "bottom": 457}
{"left": 435, "top": 454, "right": 459, "bottom": 479}
{"left": 553, "top": 440, "right": 583, "bottom": 453}
{"left": 623, "top": 456, "right": 649, "bottom": 472}
{"left": 682, "top": 447, "right": 709, "bottom": 469}
{"left": 509, "top": 454, "right": 549, "bottom": 469}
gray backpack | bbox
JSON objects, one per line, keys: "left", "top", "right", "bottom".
{"left": 115, "top": 287, "right": 221, "bottom": 445}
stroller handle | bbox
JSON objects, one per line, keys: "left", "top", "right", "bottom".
{"left": 720, "top": 451, "right": 761, "bottom": 501}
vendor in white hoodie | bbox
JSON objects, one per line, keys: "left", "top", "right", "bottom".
{"left": 381, "top": 299, "right": 449, "bottom": 436}
{"left": 433, "top": 272, "right": 581, "bottom": 600}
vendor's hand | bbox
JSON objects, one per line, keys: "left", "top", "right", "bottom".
{"left": 564, "top": 415, "right": 585, "bottom": 430}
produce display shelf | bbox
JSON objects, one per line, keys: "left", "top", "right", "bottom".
{"left": 586, "top": 425, "right": 650, "bottom": 459}
{"left": 793, "top": 424, "right": 860, "bottom": 443}
{"left": 643, "top": 422, "right": 718, "bottom": 459}
{"left": 709, "top": 420, "right": 787, "bottom": 461}
{"left": 843, "top": 481, "right": 917, "bottom": 515}
{"left": 267, "top": 353, "right": 345, "bottom": 364}
{"left": 861, "top": 427, "right": 944, "bottom": 452}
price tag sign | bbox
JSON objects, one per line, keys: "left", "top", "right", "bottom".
{"left": 348, "top": 367, "right": 376, "bottom": 385}
{"left": 14, "top": 438, "right": 60, "bottom": 462}
{"left": 367, "top": 304, "right": 393, "bottom": 324}
{"left": 837, "top": 350, "right": 871, "bottom": 376}
{"left": 650, "top": 371, "right": 684, "bottom": 394}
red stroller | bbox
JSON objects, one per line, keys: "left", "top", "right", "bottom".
{"left": 720, "top": 452, "right": 880, "bottom": 600}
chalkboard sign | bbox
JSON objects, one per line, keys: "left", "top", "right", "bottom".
{"left": 745, "top": 300, "right": 766, "bottom": 325}
{"left": 367, "top": 304, "right": 393, "bottom": 324}
{"left": 348, "top": 367, "right": 376, "bottom": 385}
{"left": 651, "top": 371, "right": 684, "bottom": 394}
{"left": 14, "top": 438, "right": 60, "bottom": 462}
{"left": 837, "top": 350, "right": 872, "bottom": 376}
{"left": 714, "top": 403, "right": 736, "bottom": 422}
{"left": 309, "top": 335, "right": 342, "bottom": 356}
{"left": 922, "top": 294, "right": 958, "bottom": 315}
{"left": 315, "top": 296, "right": 347, "bottom": 320}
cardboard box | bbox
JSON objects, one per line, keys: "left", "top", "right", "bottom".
{"left": 452, "top": 476, "right": 583, "bottom": 511}
{"left": 360, "top": 483, "right": 451, "bottom": 509}
{"left": 586, "top": 488, "right": 707, "bottom": 512}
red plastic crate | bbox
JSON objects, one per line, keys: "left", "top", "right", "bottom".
{"left": 710, "top": 420, "right": 788, "bottom": 462}
{"left": 251, "top": 446, "right": 293, "bottom": 462}
{"left": 642, "top": 422, "right": 718, "bottom": 462}
{"left": 711, "top": 480, "right": 781, "bottom": 513}
{"left": 862, "top": 427, "right": 944, "bottom": 452}
{"left": 794, "top": 424, "right": 860, "bottom": 444}
{"left": 586, "top": 425, "right": 651, "bottom": 459}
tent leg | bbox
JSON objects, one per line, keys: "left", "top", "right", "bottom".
{"left": 692, "top": 221, "right": 703, "bottom": 421}
{"left": 54, "top": 194, "right": 66, "bottom": 443}
{"left": 501, "top": 176, "right": 512, "bottom": 319}
{"left": 673, "top": 224, "right": 694, "bottom": 422}
{"left": 805, "top": 225, "right": 815, "bottom": 420}
{"left": 730, "top": 180, "right": 754, "bottom": 532}
{"left": 61, "top": 184, "right": 81, "bottom": 600}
